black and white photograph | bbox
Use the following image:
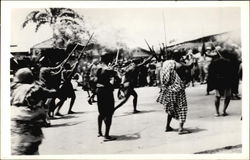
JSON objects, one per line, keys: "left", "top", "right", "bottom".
{"left": 1, "top": 1, "right": 249, "bottom": 159}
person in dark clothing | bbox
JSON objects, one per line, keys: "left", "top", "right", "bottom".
{"left": 87, "top": 60, "right": 99, "bottom": 105}
{"left": 96, "top": 52, "right": 120, "bottom": 141}
{"left": 229, "top": 46, "right": 241, "bottom": 100}
{"left": 38, "top": 49, "right": 75, "bottom": 118}
{"left": 148, "top": 63, "right": 157, "bottom": 86}
{"left": 138, "top": 65, "right": 148, "bottom": 87}
{"left": 39, "top": 64, "right": 63, "bottom": 118}
{"left": 54, "top": 62, "right": 78, "bottom": 116}
{"left": 81, "top": 65, "right": 91, "bottom": 97}
{"left": 208, "top": 49, "right": 234, "bottom": 116}
{"left": 205, "top": 46, "right": 220, "bottom": 95}
{"left": 38, "top": 61, "right": 63, "bottom": 126}
{"left": 116, "top": 55, "right": 155, "bottom": 113}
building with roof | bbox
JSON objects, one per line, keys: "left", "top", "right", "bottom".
{"left": 130, "top": 47, "right": 151, "bottom": 58}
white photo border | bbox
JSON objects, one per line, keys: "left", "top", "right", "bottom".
{"left": 1, "top": 1, "right": 249, "bottom": 159}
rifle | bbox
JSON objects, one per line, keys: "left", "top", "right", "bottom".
{"left": 115, "top": 48, "right": 120, "bottom": 65}
{"left": 56, "top": 43, "right": 80, "bottom": 69}
{"left": 62, "top": 33, "right": 94, "bottom": 83}
{"left": 77, "top": 33, "right": 95, "bottom": 61}
{"left": 144, "top": 39, "right": 161, "bottom": 62}
{"left": 209, "top": 40, "right": 222, "bottom": 57}
{"left": 145, "top": 39, "right": 155, "bottom": 54}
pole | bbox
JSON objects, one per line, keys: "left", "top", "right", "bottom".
{"left": 57, "top": 43, "right": 79, "bottom": 68}
{"left": 77, "top": 32, "right": 95, "bottom": 60}
{"left": 162, "top": 10, "right": 167, "bottom": 46}
{"left": 115, "top": 47, "right": 120, "bottom": 64}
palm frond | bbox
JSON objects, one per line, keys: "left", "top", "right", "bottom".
{"left": 22, "top": 10, "right": 40, "bottom": 28}
{"left": 44, "top": 8, "right": 51, "bottom": 15}
{"left": 35, "top": 21, "right": 47, "bottom": 32}
{"left": 36, "top": 12, "right": 50, "bottom": 22}
{"left": 59, "top": 8, "right": 83, "bottom": 20}
{"left": 59, "top": 17, "right": 80, "bottom": 25}
{"left": 49, "top": 8, "right": 62, "bottom": 17}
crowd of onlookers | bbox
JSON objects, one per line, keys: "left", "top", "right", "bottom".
{"left": 76, "top": 42, "right": 242, "bottom": 99}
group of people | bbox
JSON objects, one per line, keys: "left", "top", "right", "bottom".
{"left": 10, "top": 46, "right": 85, "bottom": 154}
{"left": 157, "top": 42, "right": 242, "bottom": 134}
{"left": 10, "top": 41, "right": 242, "bottom": 155}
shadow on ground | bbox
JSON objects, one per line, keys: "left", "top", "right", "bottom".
{"left": 50, "top": 115, "right": 79, "bottom": 120}
{"left": 114, "top": 110, "right": 160, "bottom": 118}
{"left": 49, "top": 121, "right": 83, "bottom": 128}
{"left": 186, "top": 127, "right": 207, "bottom": 134}
{"left": 112, "top": 133, "right": 141, "bottom": 141}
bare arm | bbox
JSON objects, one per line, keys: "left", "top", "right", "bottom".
{"left": 137, "top": 55, "right": 154, "bottom": 68}
{"left": 178, "top": 59, "right": 193, "bottom": 68}
{"left": 205, "top": 52, "right": 218, "bottom": 58}
{"left": 114, "top": 94, "right": 130, "bottom": 112}
{"left": 50, "top": 66, "right": 63, "bottom": 76}
{"left": 66, "top": 62, "right": 79, "bottom": 80}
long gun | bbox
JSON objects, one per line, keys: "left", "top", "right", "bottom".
{"left": 209, "top": 40, "right": 222, "bottom": 57}
{"left": 56, "top": 43, "right": 80, "bottom": 68}
{"left": 77, "top": 32, "right": 95, "bottom": 61}
{"left": 63, "top": 33, "right": 94, "bottom": 83}
{"left": 144, "top": 39, "right": 161, "bottom": 61}
{"left": 115, "top": 47, "right": 120, "bottom": 65}
{"left": 145, "top": 39, "right": 155, "bottom": 54}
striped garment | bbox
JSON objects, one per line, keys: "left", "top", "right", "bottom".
{"left": 156, "top": 60, "right": 188, "bottom": 123}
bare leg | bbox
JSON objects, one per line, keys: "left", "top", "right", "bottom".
{"left": 87, "top": 90, "right": 90, "bottom": 97}
{"left": 104, "top": 116, "right": 111, "bottom": 137}
{"left": 98, "top": 115, "right": 103, "bottom": 137}
{"left": 55, "top": 100, "right": 65, "bottom": 116}
{"left": 49, "top": 98, "right": 57, "bottom": 117}
{"left": 68, "top": 94, "right": 76, "bottom": 114}
{"left": 131, "top": 89, "right": 139, "bottom": 113}
{"left": 179, "top": 122, "right": 184, "bottom": 131}
{"left": 222, "top": 96, "right": 230, "bottom": 116}
{"left": 165, "top": 114, "right": 173, "bottom": 131}
{"left": 104, "top": 115, "right": 116, "bottom": 140}
{"left": 215, "top": 96, "right": 221, "bottom": 116}
{"left": 178, "top": 122, "right": 191, "bottom": 135}
{"left": 88, "top": 92, "right": 97, "bottom": 105}
{"left": 92, "top": 93, "right": 97, "bottom": 102}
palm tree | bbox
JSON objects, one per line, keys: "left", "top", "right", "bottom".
{"left": 22, "top": 8, "right": 85, "bottom": 48}
{"left": 22, "top": 8, "right": 83, "bottom": 32}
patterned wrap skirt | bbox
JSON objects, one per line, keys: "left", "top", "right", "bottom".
{"left": 157, "top": 88, "right": 188, "bottom": 123}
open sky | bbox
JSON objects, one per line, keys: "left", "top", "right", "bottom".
{"left": 11, "top": 7, "right": 240, "bottom": 51}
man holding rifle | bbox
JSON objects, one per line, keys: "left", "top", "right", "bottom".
{"left": 115, "top": 41, "right": 158, "bottom": 113}
{"left": 54, "top": 62, "right": 79, "bottom": 116}
{"left": 39, "top": 43, "right": 82, "bottom": 119}
{"left": 54, "top": 33, "right": 94, "bottom": 116}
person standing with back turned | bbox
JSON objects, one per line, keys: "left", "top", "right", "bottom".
{"left": 208, "top": 48, "right": 234, "bottom": 117}
{"left": 96, "top": 52, "right": 120, "bottom": 141}
{"left": 157, "top": 52, "right": 191, "bottom": 135}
